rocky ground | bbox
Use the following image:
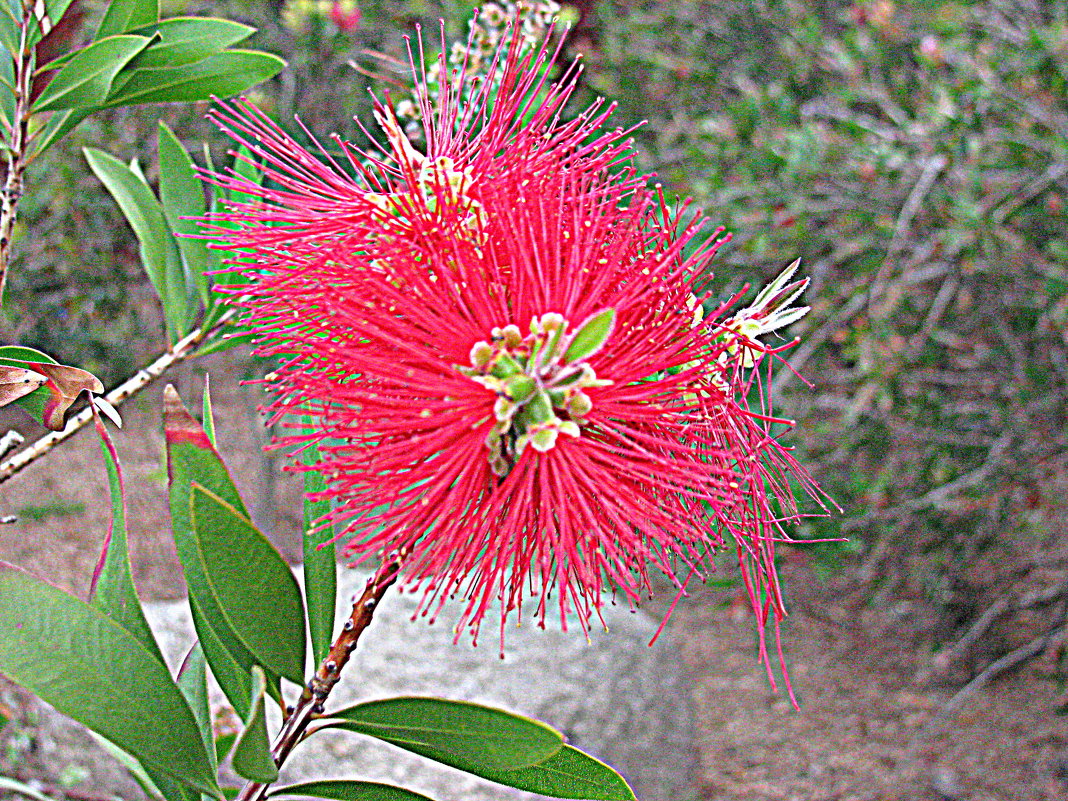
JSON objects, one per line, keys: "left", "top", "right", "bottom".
{"left": 0, "top": 362, "right": 1065, "bottom": 801}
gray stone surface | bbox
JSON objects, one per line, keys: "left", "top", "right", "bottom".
{"left": 139, "top": 568, "right": 698, "bottom": 801}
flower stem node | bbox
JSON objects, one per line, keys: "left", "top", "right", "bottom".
{"left": 460, "top": 308, "right": 615, "bottom": 476}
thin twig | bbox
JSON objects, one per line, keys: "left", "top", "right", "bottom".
{"left": 892, "top": 431, "right": 1011, "bottom": 513}
{"left": 869, "top": 154, "right": 948, "bottom": 305}
{"left": 0, "top": 428, "right": 22, "bottom": 457}
{"left": 934, "top": 596, "right": 1012, "bottom": 672}
{"left": 0, "top": 325, "right": 211, "bottom": 483}
{"left": 940, "top": 627, "right": 1063, "bottom": 716}
{"left": 936, "top": 581, "right": 1068, "bottom": 673}
{"left": 234, "top": 550, "right": 407, "bottom": 801}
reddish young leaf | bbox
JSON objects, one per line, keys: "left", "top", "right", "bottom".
{"left": 0, "top": 365, "right": 47, "bottom": 407}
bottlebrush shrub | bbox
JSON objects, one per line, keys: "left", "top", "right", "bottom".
{"left": 206, "top": 19, "right": 822, "bottom": 665}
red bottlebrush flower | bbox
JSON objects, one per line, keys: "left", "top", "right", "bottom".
{"left": 206, "top": 22, "right": 820, "bottom": 681}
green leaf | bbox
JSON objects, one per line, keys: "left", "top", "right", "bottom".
{"left": 229, "top": 666, "right": 278, "bottom": 783}
{"left": 166, "top": 385, "right": 275, "bottom": 715}
{"left": 301, "top": 428, "right": 336, "bottom": 667}
{"left": 159, "top": 120, "right": 214, "bottom": 306}
{"left": 176, "top": 643, "right": 214, "bottom": 770}
{"left": 190, "top": 483, "right": 307, "bottom": 683}
{"left": 1, "top": 0, "right": 77, "bottom": 49}
{"left": 0, "top": 562, "right": 219, "bottom": 796}
{"left": 84, "top": 147, "right": 189, "bottom": 342}
{"left": 103, "top": 49, "right": 285, "bottom": 107}
{"left": 190, "top": 596, "right": 252, "bottom": 720}
{"left": 96, "top": 0, "right": 159, "bottom": 38}
{"left": 31, "top": 35, "right": 151, "bottom": 112}
{"left": 268, "top": 780, "right": 435, "bottom": 801}
{"left": 166, "top": 386, "right": 305, "bottom": 684}
{"left": 0, "top": 776, "right": 60, "bottom": 801}
{"left": 90, "top": 734, "right": 169, "bottom": 801}
{"left": 127, "top": 17, "right": 255, "bottom": 70}
{"left": 0, "top": 2, "right": 18, "bottom": 54}
{"left": 0, "top": 46, "right": 14, "bottom": 129}
{"left": 201, "top": 374, "right": 217, "bottom": 448}
{"left": 326, "top": 697, "right": 563, "bottom": 774}
{"left": 89, "top": 413, "right": 165, "bottom": 666}
{"left": 214, "top": 732, "right": 237, "bottom": 765}
{"left": 564, "top": 309, "right": 616, "bottom": 364}
{"left": 29, "top": 107, "right": 91, "bottom": 157}
{"left": 473, "top": 745, "right": 636, "bottom": 800}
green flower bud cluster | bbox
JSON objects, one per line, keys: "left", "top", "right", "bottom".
{"left": 460, "top": 309, "right": 615, "bottom": 477}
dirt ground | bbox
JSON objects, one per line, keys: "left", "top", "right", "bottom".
{"left": 0, "top": 362, "right": 1065, "bottom": 801}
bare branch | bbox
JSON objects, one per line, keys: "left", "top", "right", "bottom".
{"left": 0, "top": 325, "right": 212, "bottom": 484}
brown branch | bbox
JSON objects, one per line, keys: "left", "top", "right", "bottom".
{"left": 934, "top": 581, "right": 1068, "bottom": 673}
{"left": 234, "top": 549, "right": 407, "bottom": 801}
{"left": 940, "top": 626, "right": 1064, "bottom": 716}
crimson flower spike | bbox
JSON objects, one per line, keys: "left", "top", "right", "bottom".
{"left": 204, "top": 14, "right": 823, "bottom": 695}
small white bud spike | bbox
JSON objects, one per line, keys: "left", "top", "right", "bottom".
{"left": 373, "top": 104, "right": 426, "bottom": 172}
{"left": 751, "top": 258, "right": 802, "bottom": 310}
{"left": 92, "top": 396, "right": 123, "bottom": 429}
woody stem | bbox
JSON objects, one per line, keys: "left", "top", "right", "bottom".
{"left": 0, "top": 1, "right": 38, "bottom": 301}
{"left": 233, "top": 550, "right": 406, "bottom": 801}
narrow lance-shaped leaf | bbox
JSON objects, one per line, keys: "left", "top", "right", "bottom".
{"left": 0, "top": 46, "right": 14, "bottom": 130}
{"left": 201, "top": 374, "right": 216, "bottom": 447}
{"left": 0, "top": 776, "right": 61, "bottom": 801}
{"left": 0, "top": 563, "right": 219, "bottom": 795}
{"left": 89, "top": 411, "right": 165, "bottom": 665}
{"left": 0, "top": 1, "right": 19, "bottom": 54}
{"left": 159, "top": 120, "right": 214, "bottom": 306}
{"left": 469, "top": 744, "right": 636, "bottom": 800}
{"left": 165, "top": 385, "right": 273, "bottom": 711}
{"left": 268, "top": 780, "right": 436, "bottom": 801}
{"left": 176, "top": 643, "right": 214, "bottom": 769}
{"left": 190, "top": 483, "right": 306, "bottom": 683}
{"left": 126, "top": 17, "right": 255, "bottom": 70}
{"left": 324, "top": 697, "right": 563, "bottom": 774}
{"left": 200, "top": 145, "right": 263, "bottom": 336}
{"left": 96, "top": 0, "right": 159, "bottom": 38}
{"left": 564, "top": 308, "right": 616, "bottom": 364}
{"left": 301, "top": 423, "right": 336, "bottom": 667}
{"left": 165, "top": 386, "right": 304, "bottom": 686}
{"left": 90, "top": 734, "right": 170, "bottom": 801}
{"left": 229, "top": 666, "right": 278, "bottom": 783}
{"left": 189, "top": 596, "right": 252, "bottom": 719}
{"left": 84, "top": 148, "right": 192, "bottom": 342}
{"left": 29, "top": 107, "right": 91, "bottom": 158}
{"left": 32, "top": 34, "right": 152, "bottom": 112}
{"left": 102, "top": 49, "right": 285, "bottom": 108}
{"left": 6, "top": 0, "right": 78, "bottom": 48}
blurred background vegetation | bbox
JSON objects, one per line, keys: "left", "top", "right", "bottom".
{"left": 6, "top": 0, "right": 1066, "bottom": 690}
